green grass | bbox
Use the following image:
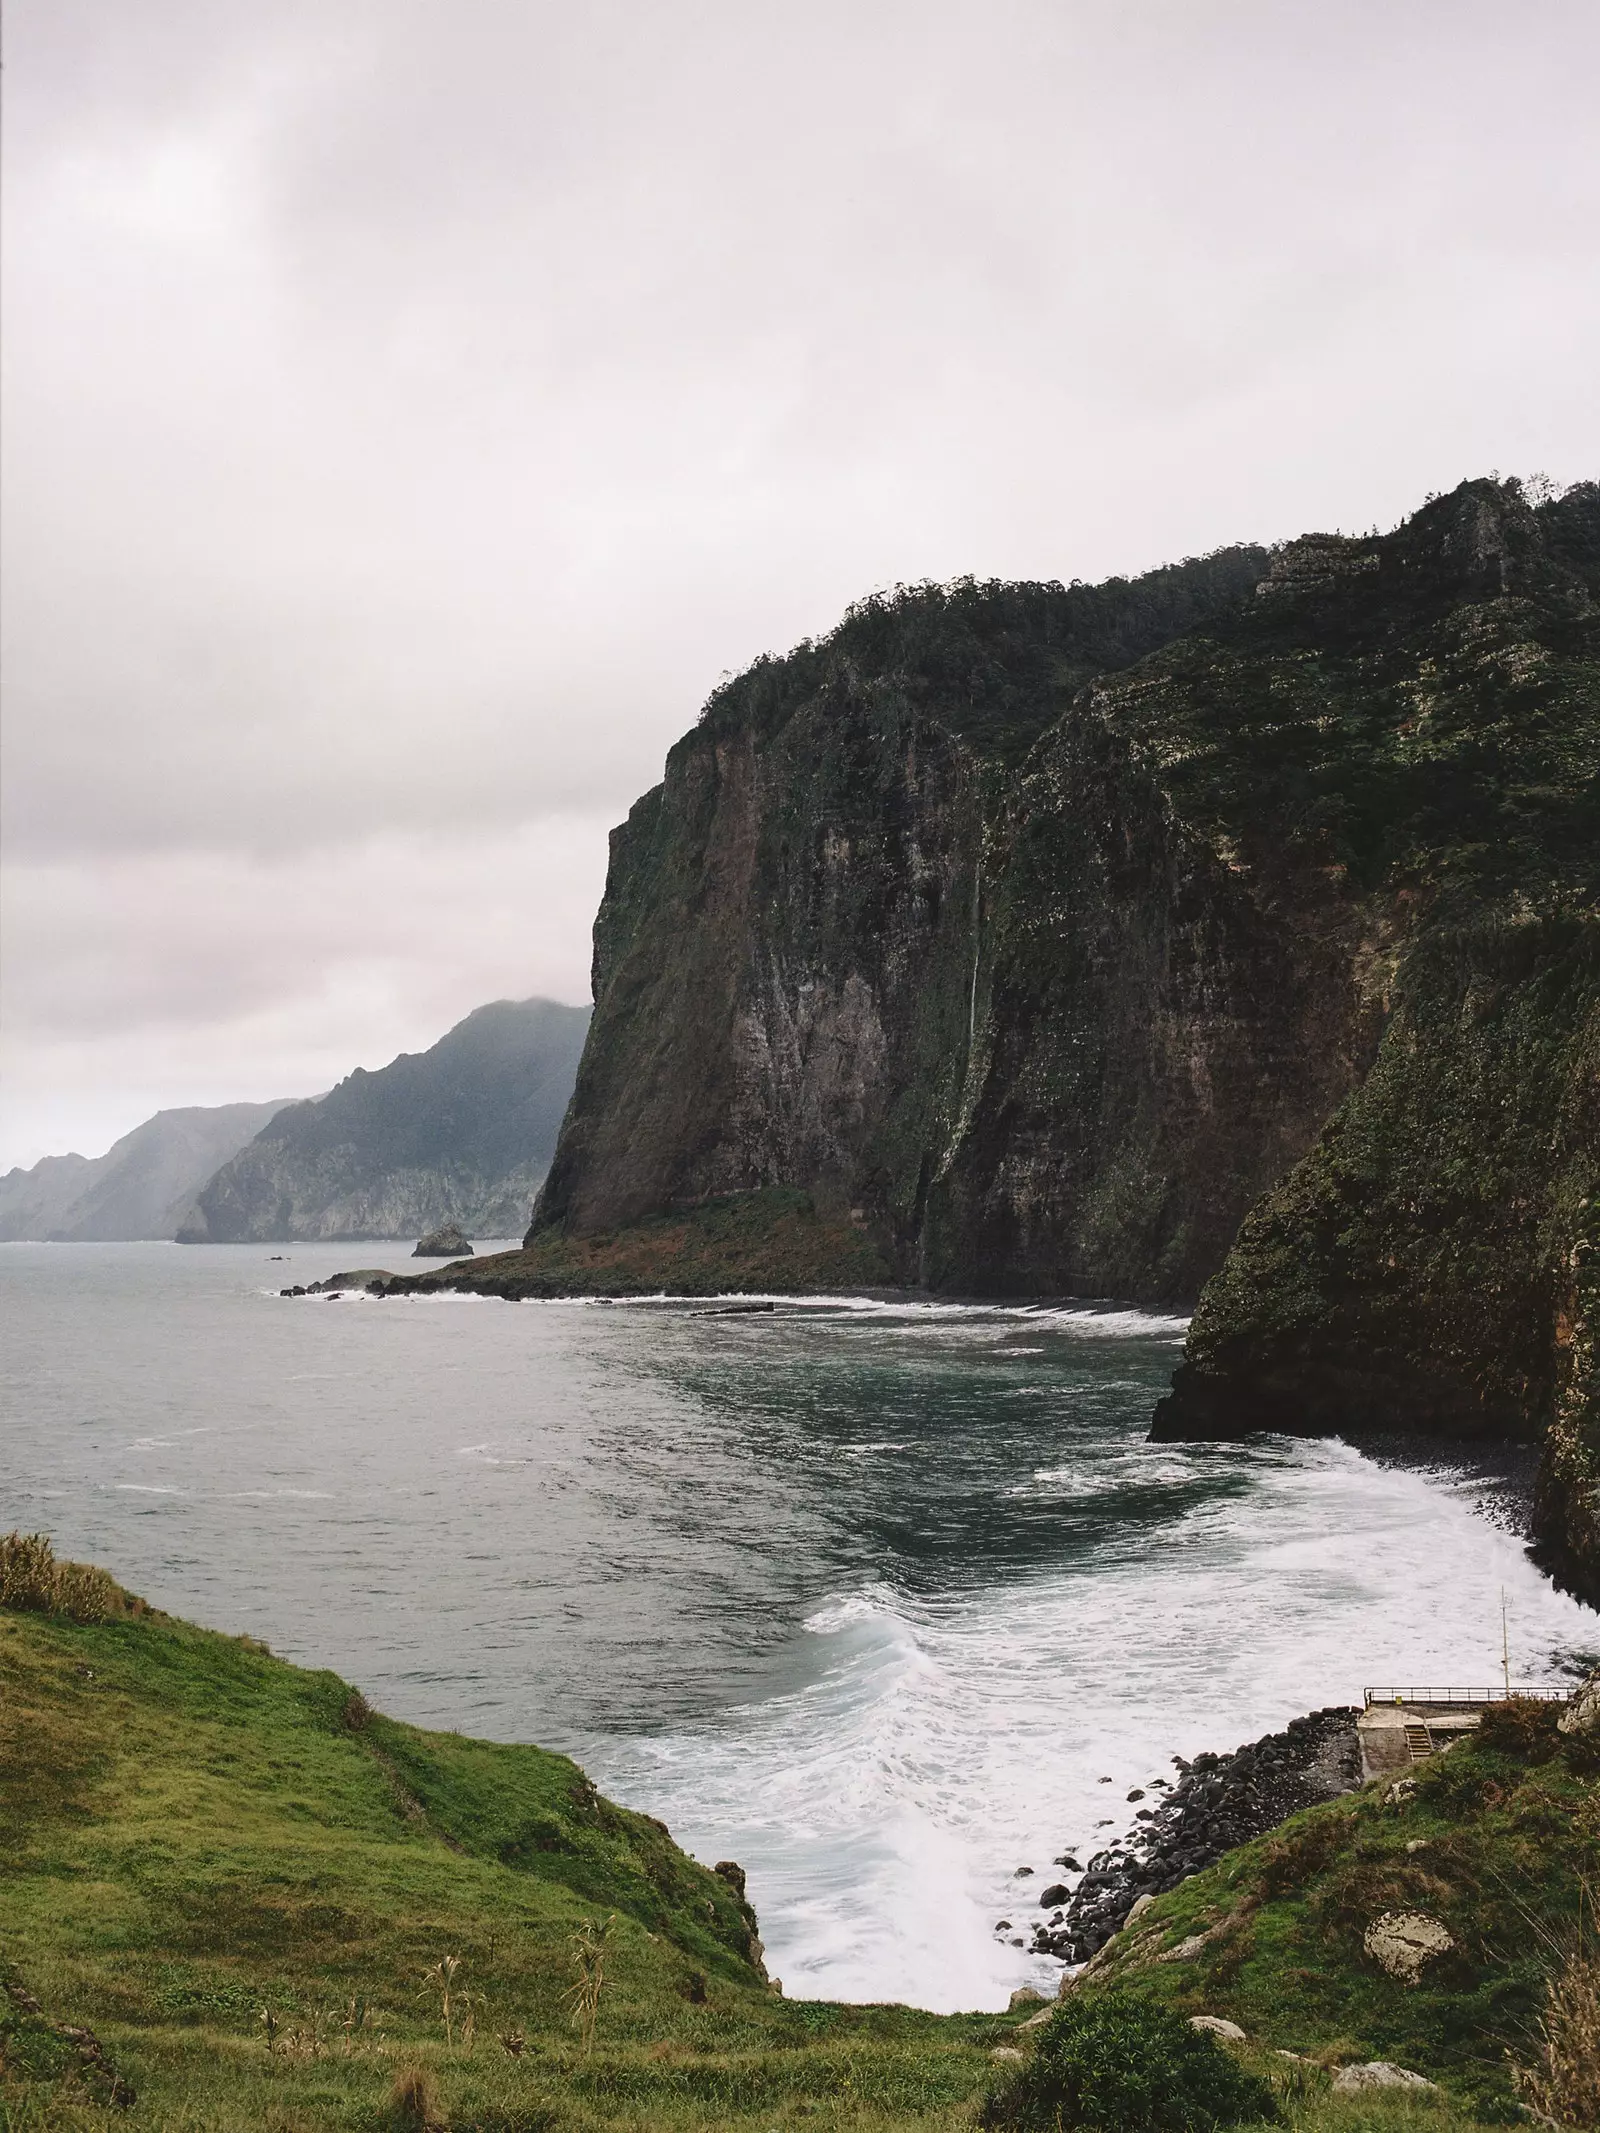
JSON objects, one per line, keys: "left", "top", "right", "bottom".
{"left": 0, "top": 1561, "right": 999, "bottom": 2127}
{"left": 1076, "top": 1703, "right": 1600, "bottom": 2123}
{"left": 1, "top": 1553, "right": 1581, "bottom": 2128}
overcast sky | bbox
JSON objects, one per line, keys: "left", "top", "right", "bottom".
{"left": 3, "top": 0, "right": 1596, "bottom": 1168}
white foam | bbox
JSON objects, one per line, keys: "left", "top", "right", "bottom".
{"left": 592, "top": 1436, "right": 1596, "bottom": 2013}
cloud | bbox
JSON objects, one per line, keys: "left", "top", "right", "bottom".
{"left": 3, "top": 0, "right": 1596, "bottom": 1161}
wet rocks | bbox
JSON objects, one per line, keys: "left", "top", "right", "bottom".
{"left": 1034, "top": 1707, "right": 1360, "bottom": 1963}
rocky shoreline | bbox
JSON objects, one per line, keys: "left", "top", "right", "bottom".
{"left": 1012, "top": 1707, "right": 1361, "bottom": 1966}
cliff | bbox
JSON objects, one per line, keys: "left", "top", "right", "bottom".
{"left": 178, "top": 997, "right": 589, "bottom": 1242}
{"left": 530, "top": 481, "right": 1595, "bottom": 1303}
{"left": 462, "top": 478, "right": 1600, "bottom": 1588}
{"left": 0, "top": 1099, "right": 299, "bottom": 1242}
{"left": 532, "top": 546, "right": 1308, "bottom": 1301}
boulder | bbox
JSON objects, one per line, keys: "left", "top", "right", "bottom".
{"left": 306, "top": 1268, "right": 396, "bottom": 1294}
{"left": 1190, "top": 2016, "right": 1247, "bottom": 2041}
{"left": 1038, "top": 1883, "right": 1071, "bottom": 1907}
{"left": 1008, "top": 1986, "right": 1048, "bottom": 2011}
{"left": 413, "top": 1224, "right": 473, "bottom": 1258}
{"left": 1332, "top": 2062, "right": 1438, "bottom": 2094}
{"left": 1363, "top": 1911, "right": 1455, "bottom": 1985}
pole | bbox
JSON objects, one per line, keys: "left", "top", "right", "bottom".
{"left": 1501, "top": 1588, "right": 1511, "bottom": 1696}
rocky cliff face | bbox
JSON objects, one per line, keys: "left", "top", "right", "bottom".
{"left": 535, "top": 547, "right": 1324, "bottom": 1302}
{"left": 180, "top": 998, "right": 589, "bottom": 1242}
{"left": 526, "top": 477, "right": 1599, "bottom": 1588}
{"left": 0, "top": 1100, "right": 300, "bottom": 1241}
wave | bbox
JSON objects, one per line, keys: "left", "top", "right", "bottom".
{"left": 590, "top": 1440, "right": 1596, "bottom": 2012}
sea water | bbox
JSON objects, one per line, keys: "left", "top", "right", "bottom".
{"left": 3, "top": 1241, "right": 1595, "bottom": 2011}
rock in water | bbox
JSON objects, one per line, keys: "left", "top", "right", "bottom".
{"left": 414, "top": 1224, "right": 473, "bottom": 1258}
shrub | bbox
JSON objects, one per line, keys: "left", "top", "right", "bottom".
{"left": 979, "top": 1992, "right": 1279, "bottom": 2131}
{"left": 1476, "top": 1697, "right": 1561, "bottom": 1762}
{"left": 0, "top": 1532, "right": 125, "bottom": 1623}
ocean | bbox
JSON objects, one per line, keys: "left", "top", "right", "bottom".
{"left": 3, "top": 1240, "right": 1595, "bottom": 2011}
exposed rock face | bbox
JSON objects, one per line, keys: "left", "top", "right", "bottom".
{"left": 534, "top": 548, "right": 1333, "bottom": 1304}
{"left": 413, "top": 1224, "right": 473, "bottom": 1258}
{"left": 0, "top": 1100, "right": 299, "bottom": 1241}
{"left": 490, "top": 477, "right": 1599, "bottom": 1585}
{"left": 180, "top": 999, "right": 588, "bottom": 1243}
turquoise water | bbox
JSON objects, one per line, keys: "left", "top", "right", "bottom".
{"left": 3, "top": 1241, "right": 1594, "bottom": 2008}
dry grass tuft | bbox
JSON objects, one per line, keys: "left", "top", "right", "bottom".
{"left": 0, "top": 1533, "right": 129, "bottom": 1624}
{"left": 1517, "top": 1946, "right": 1600, "bottom": 2129}
{"left": 386, "top": 2062, "right": 446, "bottom": 2131}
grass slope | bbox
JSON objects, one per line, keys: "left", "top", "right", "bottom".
{"left": 3, "top": 1551, "right": 1582, "bottom": 2131}
{"left": 0, "top": 1566, "right": 995, "bottom": 2129}
{"left": 1077, "top": 1700, "right": 1599, "bottom": 2123}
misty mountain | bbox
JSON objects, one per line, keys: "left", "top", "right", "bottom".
{"left": 0, "top": 1101, "right": 301, "bottom": 1242}
{"left": 177, "top": 998, "right": 590, "bottom": 1243}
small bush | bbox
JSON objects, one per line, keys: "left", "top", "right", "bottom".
{"left": 979, "top": 1992, "right": 1279, "bottom": 2131}
{"left": 0, "top": 1533, "right": 125, "bottom": 1624}
{"left": 1476, "top": 1697, "right": 1561, "bottom": 1763}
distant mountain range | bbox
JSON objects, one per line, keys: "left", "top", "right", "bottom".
{"left": 0, "top": 1100, "right": 299, "bottom": 1242}
{"left": 176, "top": 997, "right": 589, "bottom": 1243}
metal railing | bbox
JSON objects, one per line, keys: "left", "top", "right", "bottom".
{"left": 1363, "top": 1685, "right": 1571, "bottom": 1708}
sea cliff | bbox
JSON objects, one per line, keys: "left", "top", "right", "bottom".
{"left": 435, "top": 479, "right": 1598, "bottom": 1590}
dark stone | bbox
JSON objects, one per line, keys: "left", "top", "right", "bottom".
{"left": 414, "top": 1223, "right": 474, "bottom": 1258}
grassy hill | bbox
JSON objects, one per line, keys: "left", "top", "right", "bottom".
{"left": 3, "top": 1538, "right": 1590, "bottom": 2130}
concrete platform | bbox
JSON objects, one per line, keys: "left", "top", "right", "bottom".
{"left": 1356, "top": 1703, "right": 1482, "bottom": 1781}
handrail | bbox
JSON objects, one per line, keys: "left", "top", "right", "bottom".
{"left": 1363, "top": 1685, "right": 1571, "bottom": 1708}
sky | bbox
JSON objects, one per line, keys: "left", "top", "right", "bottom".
{"left": 3, "top": 0, "right": 1597, "bottom": 1170}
